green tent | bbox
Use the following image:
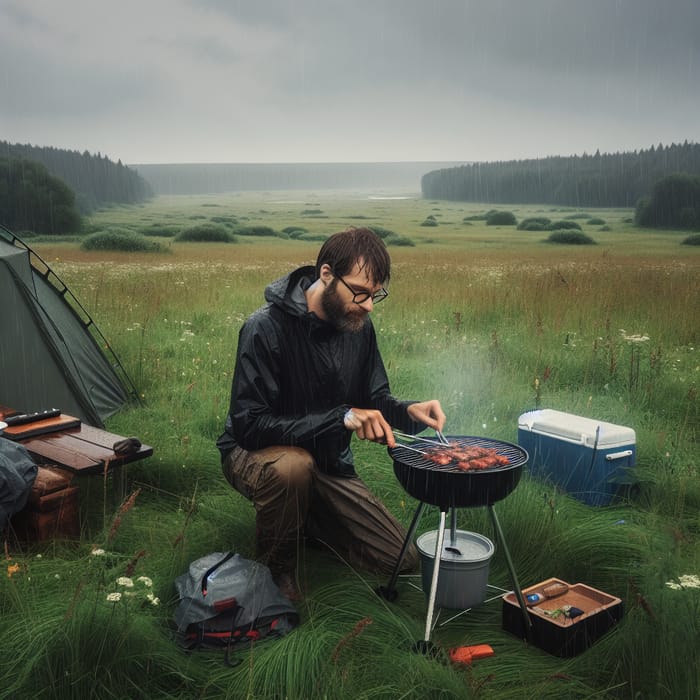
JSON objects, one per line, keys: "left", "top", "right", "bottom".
{"left": 0, "top": 226, "right": 137, "bottom": 427}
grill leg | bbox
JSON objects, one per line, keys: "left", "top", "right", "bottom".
{"left": 376, "top": 501, "right": 426, "bottom": 602}
{"left": 487, "top": 504, "right": 532, "bottom": 641}
{"left": 421, "top": 509, "right": 447, "bottom": 645}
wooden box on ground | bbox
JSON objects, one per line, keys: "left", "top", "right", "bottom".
{"left": 502, "top": 577, "right": 624, "bottom": 657}
{"left": 11, "top": 466, "right": 80, "bottom": 541}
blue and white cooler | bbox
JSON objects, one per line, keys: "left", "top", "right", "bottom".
{"left": 518, "top": 409, "right": 636, "bottom": 506}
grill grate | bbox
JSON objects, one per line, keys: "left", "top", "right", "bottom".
{"left": 390, "top": 435, "right": 528, "bottom": 474}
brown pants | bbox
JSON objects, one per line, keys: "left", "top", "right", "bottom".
{"left": 222, "top": 445, "right": 418, "bottom": 576}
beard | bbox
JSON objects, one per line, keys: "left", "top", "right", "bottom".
{"left": 321, "top": 279, "right": 368, "bottom": 333}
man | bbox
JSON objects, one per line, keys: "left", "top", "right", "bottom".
{"left": 217, "top": 227, "right": 445, "bottom": 601}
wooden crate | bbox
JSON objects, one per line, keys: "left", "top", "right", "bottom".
{"left": 11, "top": 466, "right": 80, "bottom": 541}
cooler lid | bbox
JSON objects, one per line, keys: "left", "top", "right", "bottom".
{"left": 518, "top": 409, "right": 635, "bottom": 449}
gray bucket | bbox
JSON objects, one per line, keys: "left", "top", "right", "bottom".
{"left": 416, "top": 529, "right": 494, "bottom": 609}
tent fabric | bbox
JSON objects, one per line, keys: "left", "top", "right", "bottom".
{"left": 0, "top": 228, "right": 134, "bottom": 427}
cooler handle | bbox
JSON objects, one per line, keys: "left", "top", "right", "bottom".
{"left": 605, "top": 450, "right": 634, "bottom": 461}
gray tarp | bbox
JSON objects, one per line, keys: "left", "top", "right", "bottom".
{"left": 0, "top": 437, "right": 37, "bottom": 529}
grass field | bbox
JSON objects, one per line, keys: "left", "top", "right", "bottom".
{"left": 2, "top": 190, "right": 699, "bottom": 699}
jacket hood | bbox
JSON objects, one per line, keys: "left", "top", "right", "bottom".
{"left": 264, "top": 265, "right": 315, "bottom": 318}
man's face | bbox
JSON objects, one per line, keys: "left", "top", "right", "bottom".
{"left": 320, "top": 262, "right": 383, "bottom": 333}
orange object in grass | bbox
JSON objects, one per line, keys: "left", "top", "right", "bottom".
{"left": 449, "top": 644, "right": 495, "bottom": 665}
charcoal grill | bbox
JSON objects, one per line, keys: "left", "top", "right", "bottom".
{"left": 378, "top": 435, "right": 533, "bottom": 651}
{"left": 391, "top": 435, "right": 527, "bottom": 509}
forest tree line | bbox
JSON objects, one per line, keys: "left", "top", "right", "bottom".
{"left": 1, "top": 141, "right": 152, "bottom": 213}
{"left": 421, "top": 142, "right": 700, "bottom": 209}
{"left": 0, "top": 157, "right": 82, "bottom": 234}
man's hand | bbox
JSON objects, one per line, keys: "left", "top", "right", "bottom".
{"left": 407, "top": 400, "right": 446, "bottom": 433}
{"left": 344, "top": 408, "right": 396, "bottom": 447}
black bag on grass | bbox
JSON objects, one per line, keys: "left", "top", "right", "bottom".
{"left": 173, "top": 551, "right": 299, "bottom": 664}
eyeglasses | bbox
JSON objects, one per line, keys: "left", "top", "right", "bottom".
{"left": 335, "top": 274, "right": 389, "bottom": 304}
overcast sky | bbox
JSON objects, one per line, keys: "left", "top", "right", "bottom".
{"left": 2, "top": 0, "right": 699, "bottom": 165}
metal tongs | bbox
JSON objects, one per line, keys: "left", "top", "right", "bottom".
{"left": 435, "top": 430, "right": 450, "bottom": 445}
{"left": 392, "top": 429, "right": 450, "bottom": 453}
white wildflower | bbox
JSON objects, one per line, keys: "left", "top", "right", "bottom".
{"left": 91, "top": 548, "right": 106, "bottom": 556}
{"left": 621, "top": 331, "right": 650, "bottom": 343}
{"left": 137, "top": 576, "right": 153, "bottom": 587}
{"left": 666, "top": 574, "right": 700, "bottom": 590}
{"left": 678, "top": 574, "right": 700, "bottom": 589}
{"left": 116, "top": 576, "right": 134, "bottom": 588}
{"left": 106, "top": 592, "right": 122, "bottom": 602}
{"left": 146, "top": 593, "right": 160, "bottom": 606}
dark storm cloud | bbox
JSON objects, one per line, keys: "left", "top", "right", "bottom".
{"left": 2, "top": 0, "right": 699, "bottom": 163}
{"left": 196, "top": 0, "right": 699, "bottom": 91}
{"left": 1, "top": 46, "right": 163, "bottom": 120}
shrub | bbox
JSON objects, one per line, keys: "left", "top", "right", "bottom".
{"left": 547, "top": 220, "right": 582, "bottom": 231}
{"left": 140, "top": 224, "right": 179, "bottom": 238}
{"left": 81, "top": 228, "right": 167, "bottom": 252}
{"left": 284, "top": 229, "right": 308, "bottom": 239}
{"left": 301, "top": 209, "right": 324, "bottom": 215}
{"left": 587, "top": 217, "right": 606, "bottom": 225}
{"left": 517, "top": 217, "right": 551, "bottom": 231}
{"left": 210, "top": 216, "right": 238, "bottom": 225}
{"left": 546, "top": 230, "right": 596, "bottom": 245}
{"left": 368, "top": 226, "right": 397, "bottom": 239}
{"left": 420, "top": 218, "right": 438, "bottom": 227}
{"left": 175, "top": 223, "right": 236, "bottom": 243}
{"left": 282, "top": 226, "right": 308, "bottom": 235}
{"left": 298, "top": 233, "right": 328, "bottom": 241}
{"left": 564, "top": 213, "right": 591, "bottom": 220}
{"left": 681, "top": 233, "right": 700, "bottom": 245}
{"left": 463, "top": 214, "right": 487, "bottom": 221}
{"left": 384, "top": 234, "right": 415, "bottom": 247}
{"left": 235, "top": 225, "right": 278, "bottom": 237}
{"left": 486, "top": 210, "right": 517, "bottom": 226}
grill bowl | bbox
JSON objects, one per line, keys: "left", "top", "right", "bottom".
{"left": 389, "top": 435, "right": 528, "bottom": 509}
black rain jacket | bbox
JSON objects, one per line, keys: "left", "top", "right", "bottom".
{"left": 216, "top": 266, "right": 423, "bottom": 476}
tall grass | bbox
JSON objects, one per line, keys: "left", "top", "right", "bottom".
{"left": 2, "top": 192, "right": 699, "bottom": 698}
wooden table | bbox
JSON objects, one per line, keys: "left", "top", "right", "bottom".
{"left": 19, "top": 423, "right": 153, "bottom": 497}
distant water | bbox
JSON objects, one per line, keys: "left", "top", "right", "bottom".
{"left": 368, "top": 195, "right": 413, "bottom": 200}
{"left": 130, "top": 161, "right": 467, "bottom": 196}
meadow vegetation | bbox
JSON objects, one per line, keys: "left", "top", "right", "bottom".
{"left": 2, "top": 190, "right": 699, "bottom": 699}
